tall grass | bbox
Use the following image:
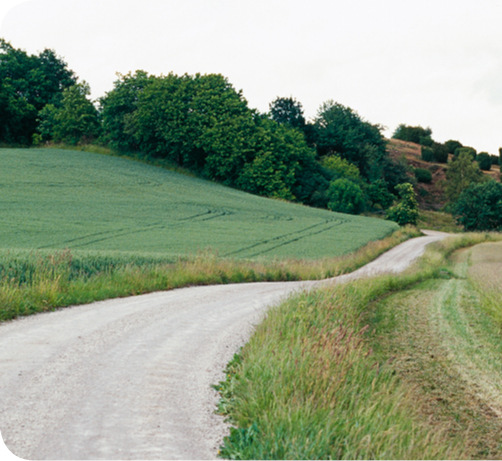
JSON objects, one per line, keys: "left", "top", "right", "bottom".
{"left": 0, "top": 227, "right": 418, "bottom": 322}
{"left": 215, "top": 233, "right": 502, "bottom": 459}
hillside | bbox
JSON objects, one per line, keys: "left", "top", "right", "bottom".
{"left": 0, "top": 148, "right": 398, "bottom": 260}
{"left": 387, "top": 138, "right": 501, "bottom": 210}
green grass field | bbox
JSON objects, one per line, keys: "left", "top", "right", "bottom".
{"left": 216, "top": 234, "right": 502, "bottom": 459}
{"left": 0, "top": 148, "right": 397, "bottom": 259}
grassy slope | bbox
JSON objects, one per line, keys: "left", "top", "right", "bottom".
{"left": 216, "top": 233, "right": 502, "bottom": 459}
{"left": 0, "top": 147, "right": 397, "bottom": 260}
{"left": 0, "top": 147, "right": 411, "bottom": 321}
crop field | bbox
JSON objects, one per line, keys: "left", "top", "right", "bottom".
{"left": 0, "top": 148, "right": 397, "bottom": 260}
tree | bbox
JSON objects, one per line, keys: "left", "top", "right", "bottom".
{"left": 321, "top": 155, "right": 362, "bottom": 183}
{"left": 236, "top": 116, "right": 317, "bottom": 200}
{"left": 269, "top": 96, "right": 306, "bottom": 130}
{"left": 386, "top": 183, "right": 419, "bottom": 225}
{"left": 37, "top": 82, "right": 100, "bottom": 145}
{"left": 124, "top": 72, "right": 256, "bottom": 182}
{"left": 444, "top": 139, "right": 463, "bottom": 154}
{"left": 445, "top": 151, "right": 485, "bottom": 204}
{"left": 99, "top": 70, "right": 155, "bottom": 152}
{"left": 313, "top": 100, "right": 387, "bottom": 181}
{"left": 453, "top": 146, "right": 476, "bottom": 161}
{"left": 476, "top": 152, "right": 492, "bottom": 171}
{"left": 326, "top": 178, "right": 365, "bottom": 214}
{"left": 392, "top": 124, "right": 433, "bottom": 146}
{"left": 0, "top": 39, "right": 76, "bottom": 144}
{"left": 453, "top": 180, "right": 502, "bottom": 231}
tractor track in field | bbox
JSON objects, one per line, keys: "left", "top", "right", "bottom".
{"left": 0, "top": 231, "right": 447, "bottom": 460}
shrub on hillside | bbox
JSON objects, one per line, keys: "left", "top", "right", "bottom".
{"left": 431, "top": 142, "right": 449, "bottom": 163}
{"left": 415, "top": 168, "right": 432, "bottom": 183}
{"left": 393, "top": 124, "right": 433, "bottom": 145}
{"left": 454, "top": 146, "right": 477, "bottom": 161}
{"left": 326, "top": 178, "right": 366, "bottom": 214}
{"left": 386, "top": 183, "right": 419, "bottom": 226}
{"left": 444, "top": 139, "right": 463, "bottom": 154}
{"left": 453, "top": 180, "right": 502, "bottom": 230}
{"left": 477, "top": 152, "right": 492, "bottom": 171}
{"left": 421, "top": 146, "right": 435, "bottom": 162}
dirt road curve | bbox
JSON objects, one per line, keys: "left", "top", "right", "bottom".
{"left": 0, "top": 231, "right": 447, "bottom": 460}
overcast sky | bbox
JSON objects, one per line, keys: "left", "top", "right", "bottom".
{"left": 1, "top": 0, "right": 501, "bottom": 154}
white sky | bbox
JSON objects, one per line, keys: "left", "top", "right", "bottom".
{"left": 1, "top": 0, "right": 502, "bottom": 154}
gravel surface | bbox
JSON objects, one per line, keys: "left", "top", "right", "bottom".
{"left": 0, "top": 231, "right": 447, "bottom": 460}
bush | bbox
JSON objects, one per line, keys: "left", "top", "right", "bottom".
{"left": 326, "top": 178, "right": 365, "bottom": 215}
{"left": 366, "top": 179, "right": 394, "bottom": 210}
{"left": 386, "top": 183, "right": 419, "bottom": 226}
{"left": 393, "top": 124, "right": 432, "bottom": 145}
{"left": 444, "top": 139, "right": 463, "bottom": 154}
{"left": 454, "top": 146, "right": 476, "bottom": 161}
{"left": 431, "top": 142, "right": 449, "bottom": 163}
{"left": 453, "top": 180, "right": 502, "bottom": 230}
{"left": 477, "top": 152, "right": 492, "bottom": 171}
{"left": 415, "top": 168, "right": 432, "bottom": 183}
{"left": 421, "top": 146, "right": 434, "bottom": 162}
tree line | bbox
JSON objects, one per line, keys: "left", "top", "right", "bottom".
{"left": 392, "top": 123, "right": 502, "bottom": 230}
{"left": 1, "top": 40, "right": 414, "bottom": 219}
{"left": 4, "top": 39, "right": 500, "bottom": 229}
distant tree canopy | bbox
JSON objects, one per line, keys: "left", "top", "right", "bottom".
{"left": 98, "top": 72, "right": 404, "bottom": 210}
{"left": 12, "top": 37, "right": 492, "bottom": 217}
{"left": 0, "top": 39, "right": 77, "bottom": 144}
{"left": 37, "top": 82, "right": 101, "bottom": 145}
{"left": 269, "top": 96, "right": 306, "bottom": 131}
{"left": 313, "top": 100, "right": 388, "bottom": 181}
{"left": 445, "top": 151, "right": 485, "bottom": 204}
{"left": 386, "top": 183, "right": 419, "bottom": 226}
{"left": 392, "top": 124, "right": 433, "bottom": 146}
{"left": 454, "top": 180, "right": 502, "bottom": 231}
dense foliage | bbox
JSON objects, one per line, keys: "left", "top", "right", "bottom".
{"left": 0, "top": 39, "right": 77, "bottom": 144}
{"left": 392, "top": 124, "right": 433, "bottom": 146}
{"left": 98, "top": 72, "right": 402, "bottom": 209}
{"left": 453, "top": 180, "right": 502, "bottom": 231}
{"left": 2, "top": 38, "right": 501, "bottom": 219}
{"left": 445, "top": 151, "right": 485, "bottom": 204}
{"left": 385, "top": 183, "right": 419, "bottom": 226}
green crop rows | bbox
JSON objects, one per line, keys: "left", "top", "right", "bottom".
{"left": 0, "top": 148, "right": 398, "bottom": 260}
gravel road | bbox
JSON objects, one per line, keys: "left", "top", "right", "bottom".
{"left": 0, "top": 231, "right": 447, "bottom": 460}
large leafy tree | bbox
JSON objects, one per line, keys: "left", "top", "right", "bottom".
{"left": 269, "top": 96, "right": 306, "bottom": 131}
{"left": 124, "top": 72, "right": 256, "bottom": 182}
{"left": 386, "top": 183, "right": 419, "bottom": 226}
{"left": 0, "top": 39, "right": 76, "bottom": 144}
{"left": 454, "top": 180, "right": 502, "bottom": 231}
{"left": 99, "top": 70, "right": 155, "bottom": 152}
{"left": 392, "top": 124, "right": 433, "bottom": 146}
{"left": 313, "top": 101, "right": 387, "bottom": 181}
{"left": 37, "top": 82, "right": 101, "bottom": 145}
{"left": 236, "top": 116, "right": 317, "bottom": 200}
{"left": 445, "top": 151, "right": 485, "bottom": 204}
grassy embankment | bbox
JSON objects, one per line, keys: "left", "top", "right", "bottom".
{"left": 215, "top": 232, "right": 502, "bottom": 460}
{"left": 0, "top": 147, "right": 407, "bottom": 322}
{"left": 0, "top": 227, "right": 416, "bottom": 322}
